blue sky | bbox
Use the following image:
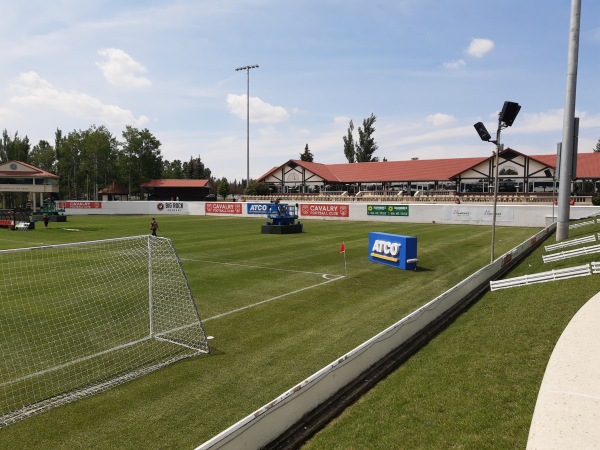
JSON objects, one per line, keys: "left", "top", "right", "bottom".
{"left": 1, "top": 0, "right": 599, "bottom": 181}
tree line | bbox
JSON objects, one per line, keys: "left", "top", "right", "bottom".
{"left": 0, "top": 126, "right": 253, "bottom": 202}
{"left": 1, "top": 113, "right": 383, "bottom": 204}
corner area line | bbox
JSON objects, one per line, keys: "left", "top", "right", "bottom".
{"left": 204, "top": 275, "right": 344, "bottom": 322}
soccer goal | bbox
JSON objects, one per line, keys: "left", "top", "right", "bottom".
{"left": 0, "top": 235, "right": 209, "bottom": 426}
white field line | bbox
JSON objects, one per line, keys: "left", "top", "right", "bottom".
{"left": 0, "top": 336, "right": 152, "bottom": 389}
{"left": 1, "top": 325, "right": 207, "bottom": 390}
{"left": 180, "top": 258, "right": 346, "bottom": 322}
{"left": 204, "top": 274, "right": 344, "bottom": 322}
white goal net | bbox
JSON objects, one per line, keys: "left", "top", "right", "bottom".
{"left": 0, "top": 235, "right": 209, "bottom": 426}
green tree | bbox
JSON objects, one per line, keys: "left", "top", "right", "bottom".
{"left": 162, "top": 159, "right": 184, "bottom": 178}
{"left": 594, "top": 138, "right": 600, "bottom": 152}
{"left": 57, "top": 129, "right": 84, "bottom": 199}
{"left": 121, "top": 126, "right": 163, "bottom": 198}
{"left": 81, "top": 125, "right": 118, "bottom": 200}
{"left": 1, "top": 130, "right": 30, "bottom": 162}
{"left": 300, "top": 143, "right": 314, "bottom": 162}
{"left": 183, "top": 155, "right": 210, "bottom": 179}
{"left": 0, "top": 130, "right": 32, "bottom": 207}
{"left": 343, "top": 120, "right": 355, "bottom": 163}
{"left": 230, "top": 179, "right": 244, "bottom": 199}
{"left": 29, "top": 140, "right": 57, "bottom": 173}
{"left": 245, "top": 181, "right": 270, "bottom": 196}
{"left": 217, "top": 177, "right": 230, "bottom": 199}
{"left": 355, "top": 113, "right": 379, "bottom": 162}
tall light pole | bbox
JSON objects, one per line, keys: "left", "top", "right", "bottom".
{"left": 235, "top": 64, "right": 259, "bottom": 187}
{"left": 474, "top": 101, "right": 521, "bottom": 263}
{"left": 556, "top": 0, "right": 581, "bottom": 242}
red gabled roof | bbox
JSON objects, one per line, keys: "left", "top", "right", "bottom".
{"left": 258, "top": 157, "right": 487, "bottom": 183}
{"left": 326, "top": 157, "right": 488, "bottom": 182}
{"left": 0, "top": 160, "right": 58, "bottom": 178}
{"left": 259, "top": 151, "right": 600, "bottom": 183}
{"left": 257, "top": 160, "right": 342, "bottom": 182}
{"left": 524, "top": 153, "right": 600, "bottom": 178}
{"left": 140, "top": 179, "right": 209, "bottom": 188}
{"left": 571, "top": 152, "right": 600, "bottom": 178}
{"left": 98, "top": 181, "right": 128, "bottom": 194}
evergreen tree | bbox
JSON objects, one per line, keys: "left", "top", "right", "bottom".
{"left": 594, "top": 138, "right": 600, "bottom": 152}
{"left": 355, "top": 113, "right": 379, "bottom": 162}
{"left": 300, "top": 143, "right": 314, "bottom": 162}
{"left": 343, "top": 120, "right": 355, "bottom": 163}
{"left": 217, "top": 177, "right": 230, "bottom": 199}
{"left": 183, "top": 155, "right": 211, "bottom": 179}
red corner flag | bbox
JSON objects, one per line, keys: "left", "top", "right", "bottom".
{"left": 339, "top": 242, "right": 346, "bottom": 253}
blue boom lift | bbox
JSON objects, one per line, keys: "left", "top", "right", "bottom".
{"left": 261, "top": 199, "right": 303, "bottom": 234}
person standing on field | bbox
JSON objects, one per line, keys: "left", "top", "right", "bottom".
{"left": 150, "top": 218, "right": 159, "bottom": 236}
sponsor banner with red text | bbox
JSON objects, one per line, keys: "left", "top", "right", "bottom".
{"left": 205, "top": 202, "right": 243, "bottom": 215}
{"left": 300, "top": 203, "right": 349, "bottom": 217}
{"left": 57, "top": 201, "right": 102, "bottom": 209}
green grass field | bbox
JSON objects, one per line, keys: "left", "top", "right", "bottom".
{"left": 0, "top": 214, "right": 588, "bottom": 449}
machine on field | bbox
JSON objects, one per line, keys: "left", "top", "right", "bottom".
{"left": 261, "top": 199, "right": 303, "bottom": 234}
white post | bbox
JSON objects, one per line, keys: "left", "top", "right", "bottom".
{"left": 148, "top": 236, "right": 153, "bottom": 336}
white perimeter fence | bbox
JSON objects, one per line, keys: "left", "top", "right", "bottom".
{"left": 55, "top": 200, "right": 600, "bottom": 228}
{"left": 195, "top": 224, "right": 556, "bottom": 450}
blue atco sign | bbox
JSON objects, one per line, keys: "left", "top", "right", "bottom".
{"left": 247, "top": 203, "right": 270, "bottom": 215}
{"left": 368, "top": 232, "right": 418, "bottom": 270}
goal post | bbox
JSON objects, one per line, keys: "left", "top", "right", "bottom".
{"left": 0, "top": 235, "right": 209, "bottom": 427}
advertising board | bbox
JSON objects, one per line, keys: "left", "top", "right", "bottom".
{"left": 368, "top": 232, "right": 418, "bottom": 270}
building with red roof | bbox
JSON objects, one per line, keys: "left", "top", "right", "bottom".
{"left": 0, "top": 160, "right": 59, "bottom": 209}
{"left": 98, "top": 181, "right": 129, "bottom": 201}
{"left": 258, "top": 149, "right": 600, "bottom": 196}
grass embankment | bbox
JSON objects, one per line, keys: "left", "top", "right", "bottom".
{"left": 0, "top": 215, "right": 538, "bottom": 449}
{"left": 304, "top": 221, "right": 599, "bottom": 449}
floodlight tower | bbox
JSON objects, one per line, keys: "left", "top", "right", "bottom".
{"left": 235, "top": 64, "right": 259, "bottom": 188}
{"left": 474, "top": 100, "right": 521, "bottom": 263}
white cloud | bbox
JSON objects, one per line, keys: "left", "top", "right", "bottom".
{"left": 96, "top": 48, "right": 151, "bottom": 88}
{"left": 426, "top": 113, "right": 457, "bottom": 126}
{"left": 443, "top": 59, "right": 466, "bottom": 69}
{"left": 466, "top": 38, "right": 494, "bottom": 58}
{"left": 334, "top": 115, "right": 352, "bottom": 125}
{"left": 227, "top": 94, "right": 289, "bottom": 123}
{"left": 9, "top": 71, "right": 149, "bottom": 126}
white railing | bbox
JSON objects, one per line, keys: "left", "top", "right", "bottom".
{"left": 542, "top": 244, "right": 600, "bottom": 263}
{"left": 490, "top": 264, "right": 592, "bottom": 291}
{"left": 569, "top": 219, "right": 597, "bottom": 229}
{"left": 544, "top": 234, "right": 597, "bottom": 252}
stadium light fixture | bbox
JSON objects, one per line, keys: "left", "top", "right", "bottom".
{"left": 474, "top": 101, "right": 521, "bottom": 263}
{"left": 474, "top": 122, "right": 493, "bottom": 142}
{"left": 235, "top": 64, "right": 259, "bottom": 187}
